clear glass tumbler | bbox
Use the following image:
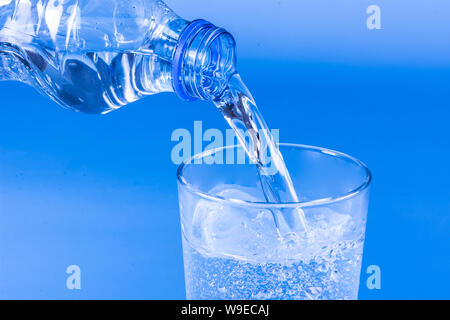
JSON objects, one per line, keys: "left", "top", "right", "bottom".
{"left": 177, "top": 144, "right": 371, "bottom": 300}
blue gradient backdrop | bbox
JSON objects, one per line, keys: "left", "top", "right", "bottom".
{"left": 0, "top": 0, "right": 449, "bottom": 299}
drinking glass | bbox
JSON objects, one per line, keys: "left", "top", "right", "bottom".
{"left": 177, "top": 143, "right": 371, "bottom": 300}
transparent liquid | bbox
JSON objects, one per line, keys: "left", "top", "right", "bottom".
{"left": 0, "top": 0, "right": 180, "bottom": 113}
{"left": 1, "top": 43, "right": 171, "bottom": 114}
{"left": 183, "top": 187, "right": 365, "bottom": 300}
{"left": 183, "top": 240, "right": 363, "bottom": 300}
{"left": 212, "top": 74, "right": 308, "bottom": 237}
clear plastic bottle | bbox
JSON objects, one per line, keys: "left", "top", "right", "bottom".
{"left": 0, "top": 1, "right": 309, "bottom": 237}
{"left": 0, "top": 0, "right": 236, "bottom": 114}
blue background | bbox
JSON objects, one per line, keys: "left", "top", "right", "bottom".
{"left": 0, "top": 0, "right": 449, "bottom": 299}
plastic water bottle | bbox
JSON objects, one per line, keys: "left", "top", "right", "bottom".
{"left": 0, "top": 0, "right": 308, "bottom": 236}
{"left": 0, "top": 0, "right": 236, "bottom": 114}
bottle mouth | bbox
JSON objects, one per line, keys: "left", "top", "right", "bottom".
{"left": 171, "top": 19, "right": 235, "bottom": 101}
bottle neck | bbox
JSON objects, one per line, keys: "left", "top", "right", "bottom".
{"left": 172, "top": 20, "right": 237, "bottom": 102}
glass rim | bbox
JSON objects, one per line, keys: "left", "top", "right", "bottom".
{"left": 177, "top": 143, "right": 372, "bottom": 208}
